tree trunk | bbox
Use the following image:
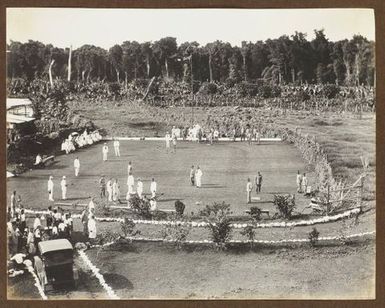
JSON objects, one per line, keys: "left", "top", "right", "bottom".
{"left": 48, "top": 59, "right": 55, "bottom": 88}
{"left": 146, "top": 57, "right": 151, "bottom": 78}
{"left": 67, "top": 45, "right": 72, "bottom": 82}
{"left": 209, "top": 53, "right": 213, "bottom": 83}
{"left": 243, "top": 54, "right": 247, "bottom": 82}
{"left": 165, "top": 58, "right": 169, "bottom": 78}
{"left": 125, "top": 71, "right": 128, "bottom": 89}
{"left": 82, "top": 70, "right": 86, "bottom": 81}
{"left": 116, "top": 69, "right": 120, "bottom": 83}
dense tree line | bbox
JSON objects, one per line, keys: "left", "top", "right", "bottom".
{"left": 7, "top": 30, "right": 375, "bottom": 86}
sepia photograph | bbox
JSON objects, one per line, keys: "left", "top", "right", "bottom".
{"left": 5, "top": 7, "right": 376, "bottom": 300}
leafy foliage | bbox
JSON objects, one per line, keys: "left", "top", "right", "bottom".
{"left": 129, "top": 195, "right": 152, "bottom": 219}
{"left": 200, "top": 202, "right": 233, "bottom": 250}
{"left": 308, "top": 227, "right": 320, "bottom": 246}
{"left": 240, "top": 225, "right": 256, "bottom": 247}
{"left": 174, "top": 200, "right": 185, "bottom": 217}
{"left": 248, "top": 206, "right": 262, "bottom": 221}
{"left": 273, "top": 194, "right": 296, "bottom": 219}
{"left": 160, "top": 219, "right": 192, "bottom": 249}
{"left": 120, "top": 218, "right": 140, "bottom": 238}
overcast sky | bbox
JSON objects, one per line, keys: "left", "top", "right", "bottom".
{"left": 7, "top": 8, "right": 375, "bottom": 49}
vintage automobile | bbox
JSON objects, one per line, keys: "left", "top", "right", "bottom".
{"left": 34, "top": 239, "right": 79, "bottom": 291}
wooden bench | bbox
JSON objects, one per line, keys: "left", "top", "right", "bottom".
{"left": 245, "top": 209, "right": 270, "bottom": 218}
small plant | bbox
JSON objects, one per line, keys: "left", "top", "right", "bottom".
{"left": 273, "top": 194, "right": 296, "bottom": 219}
{"left": 248, "top": 206, "right": 262, "bottom": 221}
{"left": 174, "top": 200, "right": 186, "bottom": 217}
{"left": 129, "top": 195, "right": 152, "bottom": 219}
{"left": 120, "top": 217, "right": 140, "bottom": 238}
{"left": 200, "top": 202, "right": 233, "bottom": 250}
{"left": 240, "top": 225, "right": 255, "bottom": 248}
{"left": 160, "top": 220, "right": 192, "bottom": 249}
{"left": 308, "top": 227, "right": 320, "bottom": 246}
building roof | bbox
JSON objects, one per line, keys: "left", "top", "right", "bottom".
{"left": 7, "top": 98, "right": 32, "bottom": 110}
{"left": 38, "top": 239, "right": 73, "bottom": 254}
{"left": 7, "top": 113, "right": 35, "bottom": 124}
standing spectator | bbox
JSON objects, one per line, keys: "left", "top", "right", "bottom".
{"left": 88, "top": 197, "right": 95, "bottom": 212}
{"left": 137, "top": 178, "right": 143, "bottom": 199}
{"left": 195, "top": 166, "right": 203, "bottom": 188}
{"left": 255, "top": 172, "right": 263, "bottom": 194}
{"left": 150, "top": 178, "right": 157, "bottom": 198}
{"left": 112, "top": 179, "right": 120, "bottom": 202}
{"left": 172, "top": 135, "right": 177, "bottom": 153}
{"left": 302, "top": 173, "right": 308, "bottom": 194}
{"left": 127, "top": 161, "right": 133, "bottom": 175}
{"left": 106, "top": 178, "right": 113, "bottom": 202}
{"left": 26, "top": 228, "right": 35, "bottom": 256}
{"left": 34, "top": 226, "right": 41, "bottom": 246}
{"left": 47, "top": 176, "right": 54, "bottom": 201}
{"left": 58, "top": 221, "right": 66, "bottom": 239}
{"left": 87, "top": 215, "right": 97, "bottom": 243}
{"left": 19, "top": 209, "right": 26, "bottom": 234}
{"left": 61, "top": 176, "right": 67, "bottom": 200}
{"left": 10, "top": 190, "right": 16, "bottom": 218}
{"left": 246, "top": 178, "right": 253, "bottom": 203}
{"left": 113, "top": 138, "right": 120, "bottom": 157}
{"left": 33, "top": 214, "right": 41, "bottom": 230}
{"left": 296, "top": 171, "right": 303, "bottom": 193}
{"left": 190, "top": 165, "right": 195, "bottom": 186}
{"left": 165, "top": 132, "right": 171, "bottom": 153}
{"left": 126, "top": 173, "right": 135, "bottom": 199}
{"left": 46, "top": 206, "right": 53, "bottom": 228}
{"left": 80, "top": 208, "right": 89, "bottom": 237}
{"left": 74, "top": 157, "right": 80, "bottom": 177}
{"left": 99, "top": 175, "right": 106, "bottom": 198}
{"left": 65, "top": 213, "right": 73, "bottom": 237}
{"left": 102, "top": 143, "right": 109, "bottom": 161}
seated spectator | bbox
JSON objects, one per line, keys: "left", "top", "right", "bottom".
{"left": 8, "top": 253, "right": 27, "bottom": 277}
{"left": 34, "top": 154, "right": 43, "bottom": 167}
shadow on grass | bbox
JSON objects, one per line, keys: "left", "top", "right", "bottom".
{"left": 200, "top": 184, "right": 226, "bottom": 189}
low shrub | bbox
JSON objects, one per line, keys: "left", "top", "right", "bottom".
{"left": 273, "top": 194, "right": 296, "bottom": 219}
{"left": 308, "top": 227, "right": 320, "bottom": 246}
{"left": 160, "top": 219, "right": 192, "bottom": 249}
{"left": 240, "top": 225, "right": 256, "bottom": 247}
{"left": 120, "top": 218, "right": 140, "bottom": 238}
{"left": 248, "top": 206, "right": 262, "bottom": 221}
{"left": 174, "top": 200, "right": 185, "bottom": 217}
{"left": 200, "top": 202, "right": 233, "bottom": 250}
{"left": 129, "top": 195, "right": 152, "bottom": 219}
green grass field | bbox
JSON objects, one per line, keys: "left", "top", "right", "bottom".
{"left": 7, "top": 140, "right": 310, "bottom": 216}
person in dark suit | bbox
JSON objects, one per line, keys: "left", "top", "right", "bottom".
{"left": 255, "top": 172, "right": 263, "bottom": 193}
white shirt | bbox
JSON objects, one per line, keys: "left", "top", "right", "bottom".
{"left": 11, "top": 253, "right": 26, "bottom": 264}
{"left": 137, "top": 181, "right": 143, "bottom": 192}
{"left": 88, "top": 200, "right": 95, "bottom": 210}
{"left": 127, "top": 165, "right": 132, "bottom": 174}
{"left": 246, "top": 182, "right": 252, "bottom": 192}
{"left": 74, "top": 159, "right": 80, "bottom": 168}
{"left": 35, "top": 155, "right": 42, "bottom": 164}
{"left": 127, "top": 175, "right": 135, "bottom": 186}
{"left": 165, "top": 134, "right": 171, "bottom": 143}
{"left": 48, "top": 179, "right": 54, "bottom": 191}
{"left": 106, "top": 180, "right": 113, "bottom": 191}
{"left": 150, "top": 181, "right": 157, "bottom": 192}
{"left": 114, "top": 140, "right": 120, "bottom": 147}
{"left": 33, "top": 218, "right": 41, "bottom": 230}
{"left": 88, "top": 219, "right": 97, "bottom": 239}
{"left": 196, "top": 169, "right": 203, "bottom": 178}
{"left": 61, "top": 179, "right": 67, "bottom": 189}
{"left": 103, "top": 146, "right": 109, "bottom": 153}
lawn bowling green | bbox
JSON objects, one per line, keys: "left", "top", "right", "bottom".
{"left": 7, "top": 139, "right": 312, "bottom": 215}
